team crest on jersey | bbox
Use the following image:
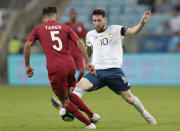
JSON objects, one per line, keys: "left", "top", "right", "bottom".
{"left": 77, "top": 26, "right": 82, "bottom": 32}
{"left": 108, "top": 32, "right": 112, "bottom": 37}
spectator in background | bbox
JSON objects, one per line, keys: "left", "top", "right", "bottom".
{"left": 155, "top": 0, "right": 175, "bottom": 13}
{"left": 169, "top": 8, "right": 180, "bottom": 34}
{"left": 175, "top": 1, "right": 180, "bottom": 12}
{"left": 168, "top": 32, "right": 180, "bottom": 52}
{"left": 156, "top": 20, "right": 170, "bottom": 34}
{"left": 137, "top": 0, "right": 156, "bottom": 13}
{"left": 64, "top": 9, "right": 87, "bottom": 82}
{"left": 8, "top": 35, "right": 21, "bottom": 54}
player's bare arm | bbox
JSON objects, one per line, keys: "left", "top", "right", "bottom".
{"left": 24, "top": 41, "right": 34, "bottom": 78}
{"left": 76, "top": 40, "right": 96, "bottom": 75}
{"left": 125, "top": 10, "right": 151, "bottom": 35}
{"left": 87, "top": 46, "right": 93, "bottom": 57}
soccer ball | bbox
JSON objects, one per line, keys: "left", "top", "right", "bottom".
{"left": 59, "top": 107, "right": 75, "bottom": 122}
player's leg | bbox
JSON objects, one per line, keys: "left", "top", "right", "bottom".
{"left": 68, "top": 71, "right": 100, "bottom": 123}
{"left": 51, "top": 77, "right": 100, "bottom": 123}
{"left": 105, "top": 68, "right": 157, "bottom": 124}
{"left": 68, "top": 72, "right": 93, "bottom": 118}
{"left": 72, "top": 72, "right": 105, "bottom": 123}
{"left": 48, "top": 71, "right": 94, "bottom": 127}
{"left": 55, "top": 93, "right": 93, "bottom": 126}
{"left": 74, "top": 77, "right": 94, "bottom": 97}
{"left": 120, "top": 90, "right": 157, "bottom": 124}
{"left": 51, "top": 72, "right": 103, "bottom": 123}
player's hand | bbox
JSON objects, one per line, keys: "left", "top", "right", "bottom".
{"left": 141, "top": 10, "right": 151, "bottom": 24}
{"left": 85, "top": 63, "right": 97, "bottom": 76}
{"left": 25, "top": 66, "right": 34, "bottom": 78}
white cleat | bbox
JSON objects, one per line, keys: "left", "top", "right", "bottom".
{"left": 142, "top": 110, "right": 157, "bottom": 125}
{"left": 84, "top": 123, "right": 96, "bottom": 129}
{"left": 90, "top": 113, "right": 101, "bottom": 124}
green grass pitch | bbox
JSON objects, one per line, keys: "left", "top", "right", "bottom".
{"left": 0, "top": 86, "right": 180, "bottom": 131}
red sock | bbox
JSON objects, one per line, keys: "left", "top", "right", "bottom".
{"left": 65, "top": 102, "right": 91, "bottom": 125}
{"left": 69, "top": 93, "right": 93, "bottom": 118}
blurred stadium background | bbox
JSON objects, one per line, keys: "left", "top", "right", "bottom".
{"left": 0, "top": 0, "right": 180, "bottom": 130}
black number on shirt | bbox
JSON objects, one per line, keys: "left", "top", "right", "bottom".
{"left": 100, "top": 38, "right": 108, "bottom": 46}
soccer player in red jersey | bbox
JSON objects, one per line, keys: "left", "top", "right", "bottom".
{"left": 24, "top": 7, "right": 98, "bottom": 129}
{"left": 65, "top": 9, "right": 87, "bottom": 81}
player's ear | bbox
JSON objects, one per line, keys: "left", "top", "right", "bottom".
{"left": 42, "top": 16, "right": 44, "bottom": 22}
{"left": 105, "top": 17, "right": 108, "bottom": 23}
{"left": 56, "top": 14, "right": 58, "bottom": 21}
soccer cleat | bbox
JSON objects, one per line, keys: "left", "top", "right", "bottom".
{"left": 142, "top": 110, "right": 157, "bottom": 125}
{"left": 89, "top": 113, "right": 100, "bottom": 124}
{"left": 51, "top": 96, "right": 62, "bottom": 110}
{"left": 83, "top": 123, "right": 96, "bottom": 129}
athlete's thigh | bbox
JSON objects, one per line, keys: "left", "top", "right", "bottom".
{"left": 104, "top": 68, "right": 131, "bottom": 95}
{"left": 76, "top": 77, "right": 93, "bottom": 91}
{"left": 48, "top": 71, "right": 69, "bottom": 95}
{"left": 68, "top": 66, "right": 77, "bottom": 88}
{"left": 77, "top": 72, "right": 105, "bottom": 92}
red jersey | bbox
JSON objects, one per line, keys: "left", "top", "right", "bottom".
{"left": 64, "top": 22, "right": 86, "bottom": 39}
{"left": 64, "top": 22, "right": 87, "bottom": 57}
{"left": 27, "top": 21, "right": 80, "bottom": 73}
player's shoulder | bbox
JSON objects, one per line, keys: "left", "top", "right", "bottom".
{"left": 77, "top": 22, "right": 84, "bottom": 26}
{"left": 87, "top": 30, "right": 97, "bottom": 36}
{"left": 55, "top": 22, "right": 72, "bottom": 31}
{"left": 31, "top": 24, "right": 41, "bottom": 32}
{"left": 64, "top": 21, "right": 70, "bottom": 25}
{"left": 109, "top": 25, "right": 123, "bottom": 30}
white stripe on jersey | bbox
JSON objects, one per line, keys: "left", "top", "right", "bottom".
{"left": 86, "top": 25, "right": 124, "bottom": 70}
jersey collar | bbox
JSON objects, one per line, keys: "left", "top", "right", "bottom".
{"left": 97, "top": 26, "right": 108, "bottom": 33}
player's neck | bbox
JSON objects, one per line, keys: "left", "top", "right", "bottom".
{"left": 97, "top": 26, "right": 107, "bottom": 33}
{"left": 70, "top": 20, "right": 77, "bottom": 26}
{"left": 46, "top": 17, "right": 57, "bottom": 22}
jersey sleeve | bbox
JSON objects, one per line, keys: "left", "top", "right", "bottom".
{"left": 113, "top": 25, "right": 127, "bottom": 39}
{"left": 121, "top": 27, "right": 128, "bottom": 36}
{"left": 68, "top": 26, "right": 80, "bottom": 43}
{"left": 86, "top": 32, "right": 92, "bottom": 47}
{"left": 27, "top": 27, "right": 38, "bottom": 44}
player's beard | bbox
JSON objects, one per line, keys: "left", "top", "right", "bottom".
{"left": 96, "top": 24, "right": 106, "bottom": 33}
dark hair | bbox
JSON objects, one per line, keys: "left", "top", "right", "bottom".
{"left": 43, "top": 7, "right": 57, "bottom": 16}
{"left": 92, "top": 8, "right": 106, "bottom": 17}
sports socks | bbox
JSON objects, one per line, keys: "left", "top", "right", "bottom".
{"left": 133, "top": 96, "right": 146, "bottom": 114}
{"left": 72, "top": 87, "right": 84, "bottom": 98}
{"left": 69, "top": 93, "right": 93, "bottom": 118}
{"left": 65, "top": 102, "right": 91, "bottom": 125}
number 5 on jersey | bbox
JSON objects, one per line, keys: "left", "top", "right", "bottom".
{"left": 50, "top": 31, "right": 62, "bottom": 51}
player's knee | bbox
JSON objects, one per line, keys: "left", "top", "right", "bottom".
{"left": 126, "top": 96, "right": 134, "bottom": 105}
{"left": 76, "top": 79, "right": 85, "bottom": 90}
{"left": 77, "top": 78, "right": 93, "bottom": 89}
